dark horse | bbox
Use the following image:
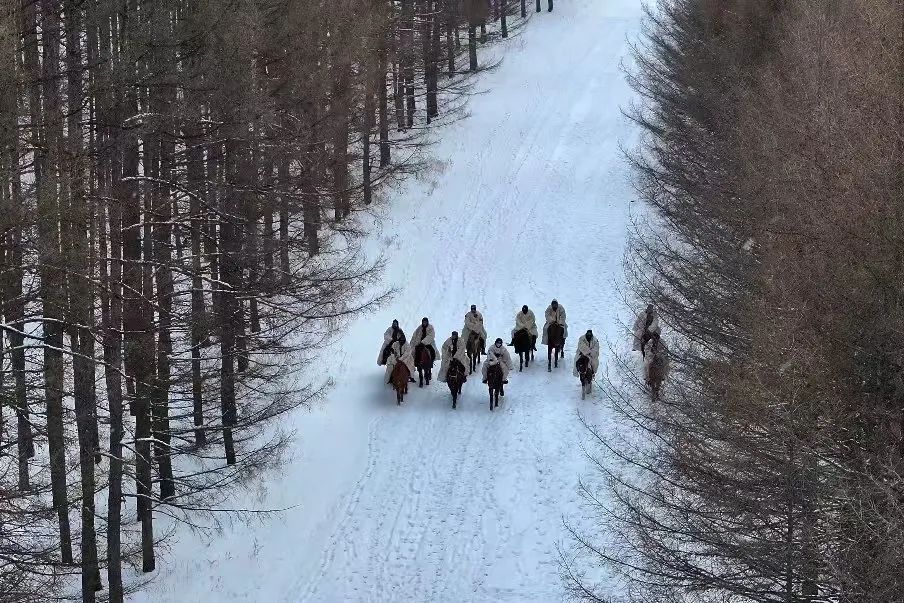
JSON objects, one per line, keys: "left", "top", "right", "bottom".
{"left": 647, "top": 354, "right": 666, "bottom": 401}
{"left": 391, "top": 362, "right": 410, "bottom": 405}
{"left": 414, "top": 344, "right": 434, "bottom": 387}
{"left": 487, "top": 363, "right": 504, "bottom": 411}
{"left": 576, "top": 354, "right": 594, "bottom": 400}
{"left": 466, "top": 331, "right": 484, "bottom": 374}
{"left": 547, "top": 323, "right": 565, "bottom": 372}
{"left": 513, "top": 328, "right": 533, "bottom": 371}
{"left": 447, "top": 359, "right": 466, "bottom": 409}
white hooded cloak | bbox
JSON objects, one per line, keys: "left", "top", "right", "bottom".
{"left": 632, "top": 309, "right": 660, "bottom": 351}
{"left": 438, "top": 335, "right": 470, "bottom": 382}
{"left": 573, "top": 334, "right": 601, "bottom": 376}
{"left": 511, "top": 309, "right": 538, "bottom": 338}
{"left": 384, "top": 341, "right": 416, "bottom": 382}
{"left": 542, "top": 303, "right": 568, "bottom": 344}
{"left": 378, "top": 325, "right": 407, "bottom": 365}
{"left": 461, "top": 310, "right": 487, "bottom": 343}
{"left": 409, "top": 323, "right": 437, "bottom": 352}
{"left": 482, "top": 343, "right": 514, "bottom": 381}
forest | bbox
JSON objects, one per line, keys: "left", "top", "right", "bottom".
{"left": 0, "top": 1, "right": 532, "bottom": 601}
{"left": 567, "top": 1, "right": 904, "bottom": 601}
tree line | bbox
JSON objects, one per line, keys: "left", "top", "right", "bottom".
{"left": 0, "top": 1, "right": 537, "bottom": 601}
{"left": 566, "top": 0, "right": 904, "bottom": 601}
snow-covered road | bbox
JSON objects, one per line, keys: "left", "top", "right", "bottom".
{"left": 137, "top": 1, "right": 642, "bottom": 600}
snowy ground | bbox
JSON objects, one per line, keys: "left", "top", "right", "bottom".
{"left": 136, "top": 1, "right": 643, "bottom": 600}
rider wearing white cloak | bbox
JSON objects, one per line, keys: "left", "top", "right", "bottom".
{"left": 574, "top": 329, "right": 600, "bottom": 376}
{"left": 384, "top": 340, "right": 416, "bottom": 384}
{"left": 482, "top": 338, "right": 514, "bottom": 384}
{"left": 461, "top": 305, "right": 487, "bottom": 354}
{"left": 409, "top": 317, "right": 437, "bottom": 362}
{"left": 438, "top": 332, "right": 470, "bottom": 383}
{"left": 510, "top": 305, "right": 538, "bottom": 350}
{"left": 542, "top": 299, "right": 568, "bottom": 345}
{"left": 632, "top": 304, "right": 661, "bottom": 355}
{"left": 377, "top": 319, "right": 407, "bottom": 366}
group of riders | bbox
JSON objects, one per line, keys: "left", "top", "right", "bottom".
{"left": 377, "top": 299, "right": 669, "bottom": 396}
{"left": 377, "top": 299, "right": 668, "bottom": 395}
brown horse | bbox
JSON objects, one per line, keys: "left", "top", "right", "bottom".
{"left": 576, "top": 354, "right": 594, "bottom": 400}
{"left": 513, "top": 328, "right": 533, "bottom": 371}
{"left": 391, "top": 362, "right": 410, "bottom": 405}
{"left": 647, "top": 354, "right": 667, "bottom": 401}
{"left": 447, "top": 359, "right": 466, "bottom": 409}
{"left": 547, "top": 323, "right": 565, "bottom": 372}
{"left": 414, "top": 344, "right": 434, "bottom": 387}
{"left": 466, "top": 331, "right": 484, "bottom": 374}
{"left": 487, "top": 363, "right": 504, "bottom": 411}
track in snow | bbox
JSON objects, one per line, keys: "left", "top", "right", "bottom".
{"left": 134, "top": 1, "right": 643, "bottom": 601}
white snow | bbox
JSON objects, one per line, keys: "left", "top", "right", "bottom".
{"left": 134, "top": 0, "right": 643, "bottom": 600}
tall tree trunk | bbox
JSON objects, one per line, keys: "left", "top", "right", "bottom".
{"left": 219, "top": 139, "right": 241, "bottom": 466}
{"left": 446, "top": 0, "right": 456, "bottom": 76}
{"left": 501, "top": 0, "right": 508, "bottom": 38}
{"left": 36, "top": 0, "right": 74, "bottom": 564}
{"left": 364, "top": 62, "right": 375, "bottom": 205}
{"left": 277, "top": 155, "right": 292, "bottom": 280}
{"left": 402, "top": 0, "right": 416, "bottom": 128}
{"left": 121, "top": 0, "right": 155, "bottom": 572}
{"left": 186, "top": 105, "right": 207, "bottom": 448}
{"left": 64, "top": 2, "right": 102, "bottom": 596}
{"left": 521, "top": 0, "right": 526, "bottom": 19}
{"left": 378, "top": 40, "right": 391, "bottom": 166}
{"left": 469, "top": 24, "right": 478, "bottom": 71}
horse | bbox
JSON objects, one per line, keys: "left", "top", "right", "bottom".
{"left": 647, "top": 354, "right": 666, "bottom": 401}
{"left": 466, "top": 331, "right": 484, "bottom": 374}
{"left": 547, "top": 323, "right": 565, "bottom": 372}
{"left": 414, "top": 343, "right": 434, "bottom": 387}
{"left": 446, "top": 359, "right": 466, "bottom": 409}
{"left": 487, "top": 363, "right": 504, "bottom": 411}
{"left": 512, "top": 328, "right": 533, "bottom": 371}
{"left": 576, "top": 354, "right": 594, "bottom": 400}
{"left": 390, "top": 361, "right": 410, "bottom": 405}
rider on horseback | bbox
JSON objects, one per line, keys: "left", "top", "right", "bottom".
{"left": 509, "top": 305, "right": 538, "bottom": 351}
{"left": 574, "top": 329, "right": 600, "bottom": 377}
{"left": 377, "top": 319, "right": 407, "bottom": 366}
{"left": 438, "top": 331, "right": 469, "bottom": 383}
{"left": 482, "top": 338, "right": 513, "bottom": 386}
{"left": 542, "top": 299, "right": 568, "bottom": 345}
{"left": 384, "top": 340, "right": 416, "bottom": 384}
{"left": 410, "top": 317, "right": 437, "bottom": 363}
{"left": 633, "top": 303, "right": 661, "bottom": 358}
{"left": 461, "top": 305, "right": 487, "bottom": 355}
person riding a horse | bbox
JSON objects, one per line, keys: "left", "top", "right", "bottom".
{"left": 409, "top": 317, "right": 437, "bottom": 363}
{"left": 461, "top": 305, "right": 487, "bottom": 354}
{"left": 542, "top": 299, "right": 568, "bottom": 345}
{"left": 574, "top": 329, "right": 600, "bottom": 377}
{"left": 384, "top": 340, "right": 416, "bottom": 384}
{"left": 509, "top": 305, "right": 538, "bottom": 351}
{"left": 643, "top": 330, "right": 669, "bottom": 384}
{"left": 482, "top": 338, "right": 513, "bottom": 385}
{"left": 438, "top": 331, "right": 469, "bottom": 383}
{"left": 633, "top": 303, "right": 660, "bottom": 358}
{"left": 377, "top": 319, "right": 408, "bottom": 366}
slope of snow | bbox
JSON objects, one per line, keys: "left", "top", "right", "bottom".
{"left": 136, "top": 1, "right": 643, "bottom": 600}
